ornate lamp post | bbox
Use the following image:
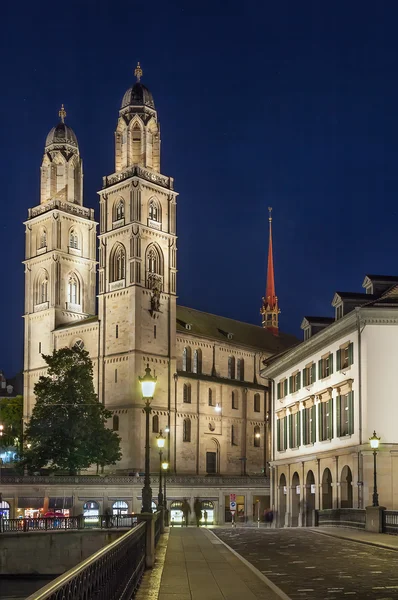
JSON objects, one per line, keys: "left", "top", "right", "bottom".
{"left": 162, "top": 460, "right": 169, "bottom": 526}
{"left": 369, "top": 431, "right": 381, "bottom": 507}
{"left": 156, "top": 430, "right": 165, "bottom": 508}
{"left": 139, "top": 365, "right": 157, "bottom": 513}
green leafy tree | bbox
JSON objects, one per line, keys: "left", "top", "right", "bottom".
{"left": 24, "top": 347, "right": 121, "bottom": 475}
{"left": 0, "top": 395, "right": 23, "bottom": 451}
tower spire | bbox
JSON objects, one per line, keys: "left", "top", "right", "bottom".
{"left": 134, "top": 62, "right": 143, "bottom": 82}
{"left": 58, "top": 104, "right": 66, "bottom": 123}
{"left": 260, "top": 207, "right": 280, "bottom": 334}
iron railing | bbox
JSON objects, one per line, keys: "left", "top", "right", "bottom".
{"left": 25, "top": 521, "right": 146, "bottom": 600}
{"left": 0, "top": 474, "right": 269, "bottom": 486}
{"left": 0, "top": 514, "right": 138, "bottom": 533}
{"left": 383, "top": 510, "right": 398, "bottom": 535}
{"left": 316, "top": 508, "right": 366, "bottom": 529}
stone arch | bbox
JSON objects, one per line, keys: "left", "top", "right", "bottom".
{"left": 322, "top": 467, "right": 333, "bottom": 509}
{"left": 291, "top": 471, "right": 300, "bottom": 527}
{"left": 340, "top": 465, "right": 353, "bottom": 508}
{"left": 305, "top": 469, "right": 316, "bottom": 525}
{"left": 109, "top": 242, "right": 126, "bottom": 283}
{"left": 279, "top": 473, "right": 287, "bottom": 527}
{"left": 34, "top": 268, "right": 49, "bottom": 306}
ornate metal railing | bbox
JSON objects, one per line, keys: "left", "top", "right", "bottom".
{"left": 25, "top": 522, "right": 146, "bottom": 600}
{"left": 316, "top": 508, "right": 366, "bottom": 529}
{"left": 0, "top": 514, "right": 138, "bottom": 533}
{"left": 0, "top": 474, "right": 269, "bottom": 486}
{"left": 383, "top": 510, "right": 398, "bottom": 535}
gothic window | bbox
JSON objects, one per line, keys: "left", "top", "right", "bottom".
{"left": 35, "top": 269, "right": 49, "bottom": 306}
{"left": 110, "top": 244, "right": 126, "bottom": 282}
{"left": 237, "top": 358, "right": 244, "bottom": 381}
{"left": 182, "top": 347, "right": 192, "bottom": 372}
{"left": 113, "top": 415, "right": 119, "bottom": 431}
{"left": 254, "top": 426, "right": 261, "bottom": 447}
{"left": 38, "top": 228, "right": 47, "bottom": 249}
{"left": 228, "top": 356, "right": 235, "bottom": 379}
{"left": 183, "top": 418, "right": 191, "bottom": 442}
{"left": 149, "top": 199, "right": 160, "bottom": 222}
{"left": 183, "top": 383, "right": 191, "bottom": 403}
{"left": 193, "top": 349, "right": 202, "bottom": 374}
{"left": 40, "top": 277, "right": 48, "bottom": 304}
{"left": 152, "top": 415, "right": 159, "bottom": 433}
{"left": 115, "top": 199, "right": 125, "bottom": 221}
{"left": 67, "top": 274, "right": 79, "bottom": 305}
{"left": 69, "top": 229, "right": 79, "bottom": 249}
{"left": 132, "top": 125, "right": 142, "bottom": 164}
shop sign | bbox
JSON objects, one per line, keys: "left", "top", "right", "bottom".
{"left": 311, "top": 484, "right": 316, "bottom": 494}
{"left": 296, "top": 485, "right": 301, "bottom": 495}
{"left": 201, "top": 501, "right": 214, "bottom": 509}
{"left": 170, "top": 501, "right": 183, "bottom": 509}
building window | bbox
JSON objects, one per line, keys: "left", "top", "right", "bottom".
{"left": 237, "top": 358, "right": 244, "bottom": 381}
{"left": 228, "top": 356, "right": 235, "bottom": 379}
{"left": 254, "top": 425, "right": 260, "bottom": 447}
{"left": 208, "top": 389, "right": 213, "bottom": 406}
{"left": 231, "top": 425, "right": 239, "bottom": 446}
{"left": 115, "top": 199, "right": 125, "bottom": 221}
{"left": 73, "top": 339, "right": 84, "bottom": 351}
{"left": 232, "top": 391, "right": 238, "bottom": 410}
{"left": 254, "top": 393, "right": 261, "bottom": 413}
{"left": 304, "top": 327, "right": 311, "bottom": 341}
{"left": 277, "top": 379, "right": 288, "bottom": 400}
{"left": 183, "top": 383, "right": 191, "bottom": 403}
{"left": 337, "top": 392, "right": 354, "bottom": 437}
{"left": 154, "top": 325, "right": 156, "bottom": 339}
{"left": 182, "top": 347, "right": 191, "bottom": 372}
{"left": 336, "top": 304, "right": 343, "bottom": 320}
{"left": 39, "top": 342, "right": 42, "bottom": 353}
{"left": 183, "top": 418, "right": 191, "bottom": 442}
{"left": 302, "top": 363, "right": 316, "bottom": 387}
{"left": 193, "top": 349, "right": 202, "bottom": 374}
{"left": 40, "top": 277, "right": 48, "bottom": 304}
{"left": 319, "top": 399, "right": 333, "bottom": 441}
{"left": 146, "top": 244, "right": 163, "bottom": 290}
{"left": 110, "top": 244, "right": 126, "bottom": 282}
{"left": 319, "top": 353, "right": 333, "bottom": 379}
{"left": 289, "top": 372, "right": 301, "bottom": 393}
{"left": 303, "top": 406, "right": 316, "bottom": 445}
{"left": 115, "top": 368, "right": 118, "bottom": 383}
{"left": 289, "top": 412, "right": 300, "bottom": 448}
{"left": 69, "top": 229, "right": 79, "bottom": 249}
{"left": 38, "top": 227, "right": 47, "bottom": 249}
{"left": 112, "top": 415, "right": 119, "bottom": 431}
{"left": 116, "top": 324, "right": 119, "bottom": 338}
{"left": 152, "top": 415, "right": 159, "bottom": 433}
{"left": 337, "top": 342, "right": 354, "bottom": 371}
{"left": 67, "top": 274, "right": 79, "bottom": 304}
{"left": 149, "top": 199, "right": 160, "bottom": 221}
{"left": 277, "top": 416, "right": 287, "bottom": 451}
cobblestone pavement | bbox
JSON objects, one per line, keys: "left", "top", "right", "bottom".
{"left": 213, "top": 528, "right": 398, "bottom": 599}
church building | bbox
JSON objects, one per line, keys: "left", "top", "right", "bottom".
{"left": 23, "top": 64, "right": 297, "bottom": 483}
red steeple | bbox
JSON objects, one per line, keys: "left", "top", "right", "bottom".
{"left": 260, "top": 207, "right": 280, "bottom": 334}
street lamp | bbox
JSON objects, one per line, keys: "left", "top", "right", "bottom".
{"left": 0, "top": 424, "right": 3, "bottom": 437}
{"left": 162, "top": 460, "right": 169, "bottom": 526}
{"left": 215, "top": 403, "right": 221, "bottom": 413}
{"left": 369, "top": 431, "right": 381, "bottom": 507}
{"left": 156, "top": 430, "right": 165, "bottom": 508}
{"left": 139, "top": 364, "right": 157, "bottom": 513}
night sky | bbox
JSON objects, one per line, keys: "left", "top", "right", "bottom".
{"left": 2, "top": 1, "right": 398, "bottom": 377}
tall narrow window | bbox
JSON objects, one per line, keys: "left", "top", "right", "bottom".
{"left": 228, "top": 356, "right": 235, "bottom": 379}
{"left": 152, "top": 415, "right": 159, "bottom": 433}
{"left": 113, "top": 415, "right": 119, "bottom": 431}
{"left": 232, "top": 391, "right": 238, "bottom": 410}
{"left": 40, "top": 277, "right": 48, "bottom": 304}
{"left": 69, "top": 229, "right": 78, "bottom": 249}
{"left": 237, "top": 358, "right": 244, "bottom": 381}
{"left": 183, "top": 347, "right": 192, "bottom": 372}
{"left": 115, "top": 199, "right": 125, "bottom": 221}
{"left": 110, "top": 244, "right": 126, "bottom": 282}
{"left": 39, "top": 228, "right": 47, "bottom": 249}
{"left": 231, "top": 425, "right": 238, "bottom": 446}
{"left": 208, "top": 389, "right": 213, "bottom": 406}
{"left": 254, "top": 393, "right": 261, "bottom": 413}
{"left": 132, "top": 126, "right": 141, "bottom": 163}
{"left": 68, "top": 274, "right": 78, "bottom": 304}
{"left": 115, "top": 368, "right": 118, "bottom": 383}
{"left": 183, "top": 383, "right": 191, "bottom": 403}
{"left": 149, "top": 199, "right": 159, "bottom": 221}
{"left": 193, "top": 349, "right": 202, "bottom": 374}
{"left": 146, "top": 244, "right": 163, "bottom": 290}
{"left": 154, "top": 325, "right": 157, "bottom": 339}
{"left": 183, "top": 418, "right": 191, "bottom": 442}
{"left": 254, "top": 426, "right": 261, "bottom": 447}
{"left": 39, "top": 342, "right": 42, "bottom": 353}
{"left": 116, "top": 324, "right": 119, "bottom": 338}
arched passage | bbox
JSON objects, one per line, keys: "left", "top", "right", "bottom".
{"left": 305, "top": 470, "right": 315, "bottom": 526}
{"left": 291, "top": 472, "right": 300, "bottom": 527}
{"left": 278, "top": 473, "right": 287, "bottom": 527}
{"left": 206, "top": 438, "right": 219, "bottom": 474}
{"left": 322, "top": 468, "right": 333, "bottom": 509}
{"left": 340, "top": 465, "right": 353, "bottom": 508}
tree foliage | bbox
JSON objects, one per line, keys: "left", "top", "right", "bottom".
{"left": 24, "top": 347, "right": 121, "bottom": 475}
{"left": 0, "top": 395, "right": 23, "bottom": 450}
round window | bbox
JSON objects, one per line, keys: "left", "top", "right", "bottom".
{"left": 73, "top": 339, "right": 84, "bottom": 351}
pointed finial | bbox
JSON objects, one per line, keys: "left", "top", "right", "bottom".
{"left": 134, "top": 62, "right": 143, "bottom": 82}
{"left": 268, "top": 206, "right": 272, "bottom": 222}
{"left": 59, "top": 104, "right": 66, "bottom": 123}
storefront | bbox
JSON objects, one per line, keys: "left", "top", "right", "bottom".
{"left": 47, "top": 496, "right": 73, "bottom": 517}
{"left": 17, "top": 497, "right": 44, "bottom": 519}
{"left": 200, "top": 500, "right": 214, "bottom": 525}
{"left": 170, "top": 500, "right": 184, "bottom": 525}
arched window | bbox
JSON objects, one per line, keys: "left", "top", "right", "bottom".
{"left": 149, "top": 199, "right": 160, "bottom": 222}
{"left": 67, "top": 273, "right": 79, "bottom": 305}
{"left": 228, "top": 356, "right": 235, "bottom": 379}
{"left": 112, "top": 500, "right": 128, "bottom": 515}
{"left": 132, "top": 125, "right": 142, "bottom": 163}
{"left": 152, "top": 414, "right": 159, "bottom": 433}
{"left": 183, "top": 347, "right": 192, "bottom": 372}
{"left": 110, "top": 244, "right": 126, "bottom": 282}
{"left": 193, "top": 349, "right": 202, "bottom": 374}
{"left": 40, "top": 276, "right": 48, "bottom": 304}
{"left": 183, "top": 383, "right": 191, "bottom": 403}
{"left": 232, "top": 391, "right": 238, "bottom": 410}
{"left": 254, "top": 426, "right": 261, "bottom": 447}
{"left": 38, "top": 227, "right": 47, "bottom": 249}
{"left": 115, "top": 199, "right": 125, "bottom": 221}
{"left": 183, "top": 418, "right": 191, "bottom": 442}
{"left": 69, "top": 229, "right": 79, "bottom": 249}
{"left": 208, "top": 389, "right": 213, "bottom": 406}
{"left": 145, "top": 244, "right": 163, "bottom": 290}
{"left": 0, "top": 500, "right": 10, "bottom": 519}
{"left": 113, "top": 415, "right": 119, "bottom": 431}
{"left": 254, "top": 393, "right": 261, "bottom": 413}
{"left": 83, "top": 501, "right": 99, "bottom": 516}
{"left": 237, "top": 358, "right": 244, "bottom": 381}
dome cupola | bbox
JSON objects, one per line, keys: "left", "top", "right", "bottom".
{"left": 45, "top": 105, "right": 79, "bottom": 151}
{"left": 120, "top": 63, "right": 155, "bottom": 111}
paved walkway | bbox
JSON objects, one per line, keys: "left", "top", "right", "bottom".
{"left": 156, "top": 527, "right": 285, "bottom": 600}
{"left": 312, "top": 526, "right": 398, "bottom": 551}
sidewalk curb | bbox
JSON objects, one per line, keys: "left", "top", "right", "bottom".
{"left": 310, "top": 528, "right": 398, "bottom": 552}
{"left": 208, "top": 529, "right": 293, "bottom": 600}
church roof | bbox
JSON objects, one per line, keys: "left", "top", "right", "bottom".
{"left": 176, "top": 305, "right": 298, "bottom": 354}
{"left": 121, "top": 82, "right": 155, "bottom": 109}
{"left": 45, "top": 122, "right": 78, "bottom": 148}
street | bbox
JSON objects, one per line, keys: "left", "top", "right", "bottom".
{"left": 214, "top": 528, "right": 398, "bottom": 599}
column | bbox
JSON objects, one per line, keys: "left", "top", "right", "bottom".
{"left": 333, "top": 456, "right": 339, "bottom": 509}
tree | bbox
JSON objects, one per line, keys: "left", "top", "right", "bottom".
{"left": 24, "top": 347, "right": 121, "bottom": 475}
{"left": 0, "top": 395, "right": 23, "bottom": 451}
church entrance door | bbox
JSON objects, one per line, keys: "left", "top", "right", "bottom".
{"left": 206, "top": 452, "right": 216, "bottom": 474}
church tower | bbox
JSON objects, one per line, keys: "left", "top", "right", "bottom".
{"left": 23, "top": 107, "right": 97, "bottom": 416}
{"left": 260, "top": 207, "right": 280, "bottom": 335}
{"left": 98, "top": 65, "right": 178, "bottom": 471}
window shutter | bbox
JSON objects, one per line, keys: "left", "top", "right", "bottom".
{"left": 289, "top": 415, "right": 293, "bottom": 448}
{"left": 336, "top": 349, "right": 341, "bottom": 371}
{"left": 318, "top": 359, "right": 323, "bottom": 379}
{"left": 284, "top": 379, "right": 288, "bottom": 396}
{"left": 302, "top": 369, "right": 307, "bottom": 387}
{"left": 318, "top": 403, "right": 323, "bottom": 441}
{"left": 297, "top": 372, "right": 301, "bottom": 390}
{"left": 312, "top": 363, "right": 316, "bottom": 383}
{"left": 336, "top": 395, "right": 341, "bottom": 437}
{"left": 283, "top": 417, "right": 288, "bottom": 450}
{"left": 348, "top": 342, "right": 354, "bottom": 366}
{"left": 329, "top": 353, "right": 334, "bottom": 374}
{"left": 296, "top": 412, "right": 301, "bottom": 447}
{"left": 311, "top": 405, "right": 316, "bottom": 443}
{"left": 289, "top": 376, "right": 293, "bottom": 393}
{"left": 348, "top": 391, "right": 354, "bottom": 434}
{"left": 277, "top": 420, "right": 281, "bottom": 451}
{"left": 328, "top": 398, "right": 333, "bottom": 439}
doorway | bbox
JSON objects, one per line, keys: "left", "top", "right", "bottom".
{"left": 322, "top": 468, "right": 333, "bottom": 509}
{"left": 340, "top": 466, "right": 353, "bottom": 508}
{"left": 279, "top": 473, "right": 287, "bottom": 527}
{"left": 305, "top": 470, "right": 315, "bottom": 526}
{"left": 291, "top": 472, "right": 300, "bottom": 527}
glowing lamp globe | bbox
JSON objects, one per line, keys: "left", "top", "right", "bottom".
{"left": 139, "top": 364, "right": 157, "bottom": 399}
{"left": 157, "top": 431, "right": 166, "bottom": 449}
{"left": 162, "top": 461, "right": 169, "bottom": 471}
{"left": 369, "top": 431, "right": 380, "bottom": 450}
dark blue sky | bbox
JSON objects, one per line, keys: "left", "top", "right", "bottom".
{"left": 2, "top": 1, "right": 398, "bottom": 376}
